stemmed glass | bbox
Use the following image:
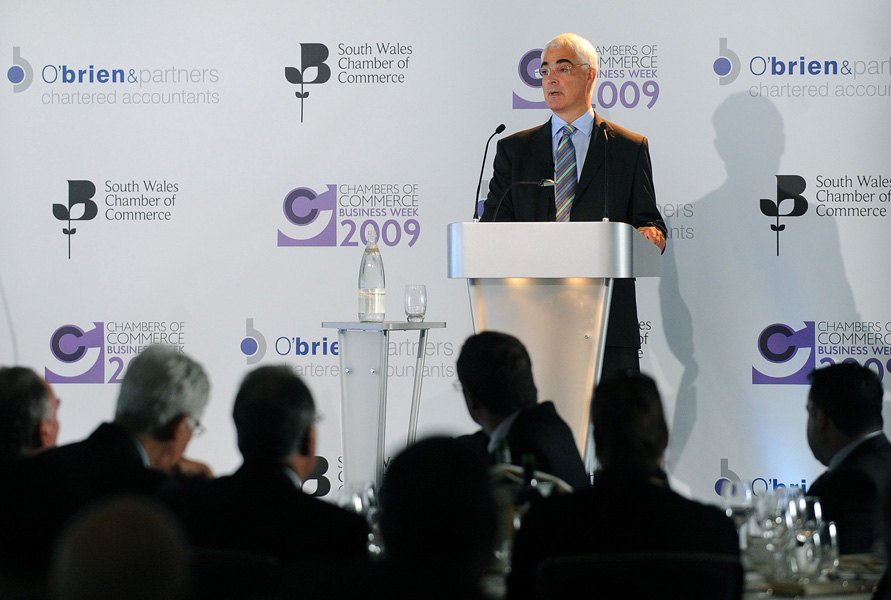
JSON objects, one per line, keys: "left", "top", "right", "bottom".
{"left": 719, "top": 479, "right": 755, "bottom": 530}
{"left": 337, "top": 481, "right": 384, "bottom": 557}
{"left": 782, "top": 495, "right": 824, "bottom": 583}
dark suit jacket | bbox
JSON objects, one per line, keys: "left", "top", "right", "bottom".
{"left": 808, "top": 432, "right": 891, "bottom": 554}
{"left": 481, "top": 115, "right": 666, "bottom": 348}
{"left": 0, "top": 422, "right": 175, "bottom": 571}
{"left": 505, "top": 470, "right": 740, "bottom": 600}
{"left": 454, "top": 401, "right": 589, "bottom": 490}
{"left": 162, "top": 460, "right": 370, "bottom": 560}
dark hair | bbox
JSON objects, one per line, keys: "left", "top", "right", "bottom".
{"left": 0, "top": 367, "right": 50, "bottom": 461}
{"left": 808, "top": 362, "right": 883, "bottom": 436}
{"left": 232, "top": 365, "right": 315, "bottom": 461}
{"left": 592, "top": 372, "right": 668, "bottom": 475}
{"left": 379, "top": 436, "right": 496, "bottom": 571}
{"left": 456, "top": 331, "right": 537, "bottom": 415}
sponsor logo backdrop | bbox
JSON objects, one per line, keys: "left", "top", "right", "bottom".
{"left": 2, "top": 1, "right": 889, "bottom": 503}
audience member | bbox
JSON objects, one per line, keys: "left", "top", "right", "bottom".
{"left": 377, "top": 436, "right": 497, "bottom": 599}
{"left": 0, "top": 344, "right": 211, "bottom": 573}
{"left": 806, "top": 362, "right": 891, "bottom": 554}
{"left": 454, "top": 331, "right": 588, "bottom": 489}
{"left": 163, "top": 365, "right": 369, "bottom": 560}
{"left": 0, "top": 366, "right": 60, "bottom": 462}
{"left": 50, "top": 496, "right": 191, "bottom": 600}
{"left": 506, "top": 372, "right": 739, "bottom": 600}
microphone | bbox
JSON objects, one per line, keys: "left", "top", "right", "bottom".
{"left": 473, "top": 124, "right": 506, "bottom": 221}
{"left": 491, "top": 179, "right": 555, "bottom": 222}
{"left": 602, "top": 126, "right": 610, "bottom": 222}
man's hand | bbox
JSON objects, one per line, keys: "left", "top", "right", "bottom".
{"left": 637, "top": 226, "right": 666, "bottom": 252}
{"left": 172, "top": 456, "right": 214, "bottom": 480}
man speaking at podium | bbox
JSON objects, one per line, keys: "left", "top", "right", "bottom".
{"left": 481, "top": 32, "right": 666, "bottom": 377}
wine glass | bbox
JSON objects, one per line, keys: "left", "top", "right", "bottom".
{"left": 337, "top": 482, "right": 383, "bottom": 557}
{"left": 782, "top": 495, "right": 824, "bottom": 583}
{"left": 719, "top": 479, "right": 755, "bottom": 530}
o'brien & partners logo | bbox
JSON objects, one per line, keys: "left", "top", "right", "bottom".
{"left": 238, "top": 318, "right": 455, "bottom": 380}
{"left": 277, "top": 183, "right": 420, "bottom": 248}
{"left": 52, "top": 178, "right": 183, "bottom": 259}
{"left": 713, "top": 38, "right": 891, "bottom": 99}
{"left": 7, "top": 47, "right": 221, "bottom": 105}
{"left": 45, "top": 321, "right": 187, "bottom": 384}
{"left": 714, "top": 459, "right": 807, "bottom": 498}
{"left": 7, "top": 47, "right": 33, "bottom": 92}
{"left": 752, "top": 320, "right": 891, "bottom": 385}
{"left": 285, "top": 41, "right": 413, "bottom": 123}
{"left": 513, "top": 43, "right": 661, "bottom": 111}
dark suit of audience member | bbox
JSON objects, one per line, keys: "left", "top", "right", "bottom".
{"left": 376, "top": 436, "right": 497, "bottom": 600}
{"left": 506, "top": 372, "right": 740, "bottom": 600}
{"left": 454, "top": 331, "right": 588, "bottom": 489}
{"left": 805, "top": 362, "right": 891, "bottom": 554}
{"left": 0, "top": 345, "right": 211, "bottom": 579}
{"left": 163, "top": 365, "right": 369, "bottom": 562}
{"left": 0, "top": 366, "right": 60, "bottom": 463}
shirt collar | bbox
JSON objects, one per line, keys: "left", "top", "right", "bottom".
{"left": 551, "top": 108, "right": 595, "bottom": 139}
{"left": 486, "top": 410, "right": 522, "bottom": 455}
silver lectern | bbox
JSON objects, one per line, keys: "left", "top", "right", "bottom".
{"left": 446, "top": 221, "right": 661, "bottom": 459}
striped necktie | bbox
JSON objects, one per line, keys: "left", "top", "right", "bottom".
{"left": 554, "top": 125, "right": 577, "bottom": 222}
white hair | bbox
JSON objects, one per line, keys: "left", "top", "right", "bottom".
{"left": 543, "top": 32, "right": 599, "bottom": 72}
{"left": 115, "top": 345, "right": 209, "bottom": 436}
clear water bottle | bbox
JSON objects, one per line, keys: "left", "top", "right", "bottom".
{"left": 358, "top": 228, "right": 385, "bottom": 322}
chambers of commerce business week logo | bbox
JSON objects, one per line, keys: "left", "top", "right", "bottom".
{"left": 512, "top": 43, "right": 661, "bottom": 112}
{"left": 752, "top": 320, "right": 891, "bottom": 385}
{"left": 44, "top": 320, "right": 188, "bottom": 384}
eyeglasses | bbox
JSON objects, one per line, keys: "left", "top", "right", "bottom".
{"left": 186, "top": 416, "right": 206, "bottom": 437}
{"left": 535, "top": 63, "right": 590, "bottom": 78}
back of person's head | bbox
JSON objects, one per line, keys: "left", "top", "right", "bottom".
{"left": 807, "top": 362, "right": 883, "bottom": 436}
{"left": 50, "top": 495, "right": 191, "bottom": 600}
{"left": 456, "top": 331, "right": 537, "bottom": 415}
{"left": 115, "top": 345, "right": 209, "bottom": 438}
{"left": 379, "top": 436, "right": 496, "bottom": 576}
{"left": 0, "top": 366, "right": 57, "bottom": 461}
{"left": 592, "top": 372, "right": 668, "bottom": 475}
{"left": 232, "top": 365, "right": 315, "bottom": 461}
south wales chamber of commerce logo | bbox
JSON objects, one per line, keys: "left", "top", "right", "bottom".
{"left": 53, "top": 180, "right": 98, "bottom": 259}
{"left": 7, "top": 47, "right": 33, "bottom": 92}
{"left": 713, "top": 38, "right": 740, "bottom": 85}
{"left": 759, "top": 175, "right": 808, "bottom": 256}
{"left": 285, "top": 43, "right": 331, "bottom": 123}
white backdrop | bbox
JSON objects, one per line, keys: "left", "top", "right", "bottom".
{"left": 2, "top": 0, "right": 889, "bottom": 503}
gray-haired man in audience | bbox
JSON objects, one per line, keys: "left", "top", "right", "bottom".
{"left": 0, "top": 367, "right": 60, "bottom": 462}
{"left": 0, "top": 344, "right": 212, "bottom": 575}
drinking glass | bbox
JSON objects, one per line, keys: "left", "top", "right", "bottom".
{"left": 782, "top": 495, "right": 824, "bottom": 583}
{"left": 337, "top": 481, "right": 384, "bottom": 557}
{"left": 719, "top": 479, "right": 755, "bottom": 530}
{"left": 404, "top": 285, "right": 427, "bottom": 322}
